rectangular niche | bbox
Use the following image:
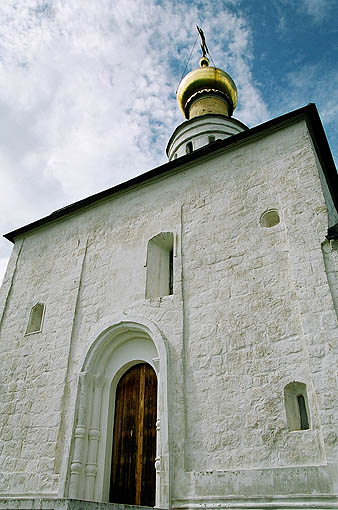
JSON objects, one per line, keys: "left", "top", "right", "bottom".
{"left": 145, "top": 232, "right": 174, "bottom": 298}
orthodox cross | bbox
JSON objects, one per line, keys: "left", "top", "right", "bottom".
{"left": 196, "top": 25, "right": 209, "bottom": 58}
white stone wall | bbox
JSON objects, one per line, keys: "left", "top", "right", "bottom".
{"left": 1, "top": 119, "right": 338, "bottom": 508}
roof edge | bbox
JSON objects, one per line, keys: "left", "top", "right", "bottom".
{"left": 5, "top": 103, "right": 336, "bottom": 243}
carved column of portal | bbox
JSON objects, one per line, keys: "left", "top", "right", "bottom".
{"left": 153, "top": 357, "right": 161, "bottom": 508}
{"left": 69, "top": 372, "right": 93, "bottom": 498}
{"left": 155, "top": 417, "right": 161, "bottom": 508}
{"left": 85, "top": 374, "right": 106, "bottom": 500}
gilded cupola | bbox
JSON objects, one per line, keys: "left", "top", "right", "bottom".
{"left": 176, "top": 55, "right": 238, "bottom": 120}
{"left": 166, "top": 27, "right": 247, "bottom": 161}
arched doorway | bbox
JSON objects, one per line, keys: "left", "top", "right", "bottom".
{"left": 109, "top": 363, "right": 157, "bottom": 506}
{"left": 67, "top": 319, "right": 169, "bottom": 508}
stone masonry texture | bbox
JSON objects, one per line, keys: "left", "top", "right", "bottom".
{"left": 1, "top": 118, "right": 338, "bottom": 509}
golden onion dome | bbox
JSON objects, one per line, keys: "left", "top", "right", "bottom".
{"left": 177, "top": 56, "right": 237, "bottom": 119}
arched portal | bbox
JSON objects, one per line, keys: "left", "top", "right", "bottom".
{"left": 67, "top": 319, "right": 169, "bottom": 508}
{"left": 110, "top": 363, "right": 157, "bottom": 506}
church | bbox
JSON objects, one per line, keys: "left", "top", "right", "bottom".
{"left": 1, "top": 35, "right": 338, "bottom": 510}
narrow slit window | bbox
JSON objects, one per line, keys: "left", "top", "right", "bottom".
{"left": 169, "top": 249, "right": 173, "bottom": 295}
{"left": 186, "top": 141, "right": 193, "bottom": 154}
{"left": 26, "top": 303, "right": 45, "bottom": 334}
{"left": 284, "top": 382, "right": 311, "bottom": 431}
{"left": 146, "top": 232, "right": 174, "bottom": 298}
{"left": 297, "top": 394, "right": 309, "bottom": 430}
{"left": 208, "top": 135, "right": 215, "bottom": 144}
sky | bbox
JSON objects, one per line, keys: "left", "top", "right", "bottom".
{"left": 0, "top": 0, "right": 337, "bottom": 283}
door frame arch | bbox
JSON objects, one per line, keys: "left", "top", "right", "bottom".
{"left": 67, "top": 318, "right": 169, "bottom": 508}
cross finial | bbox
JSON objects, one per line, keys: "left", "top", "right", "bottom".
{"left": 196, "top": 25, "right": 209, "bottom": 59}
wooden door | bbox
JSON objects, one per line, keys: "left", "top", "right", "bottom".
{"left": 109, "top": 363, "right": 157, "bottom": 506}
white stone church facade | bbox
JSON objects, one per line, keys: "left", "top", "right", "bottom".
{"left": 1, "top": 52, "right": 338, "bottom": 510}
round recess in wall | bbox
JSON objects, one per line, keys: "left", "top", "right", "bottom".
{"left": 260, "top": 209, "right": 280, "bottom": 228}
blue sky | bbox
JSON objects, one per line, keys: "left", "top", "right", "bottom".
{"left": 0, "top": 0, "right": 337, "bottom": 283}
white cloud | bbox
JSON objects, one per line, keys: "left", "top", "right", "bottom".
{"left": 302, "top": 0, "right": 333, "bottom": 22}
{"left": 276, "top": 0, "right": 334, "bottom": 23}
{"left": 272, "top": 64, "right": 338, "bottom": 129}
{"left": 0, "top": 0, "right": 268, "bottom": 285}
